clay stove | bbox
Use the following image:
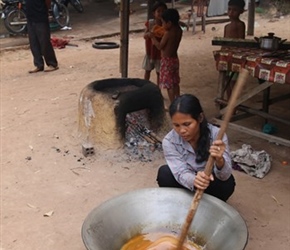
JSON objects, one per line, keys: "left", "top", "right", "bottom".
{"left": 78, "top": 78, "right": 169, "bottom": 151}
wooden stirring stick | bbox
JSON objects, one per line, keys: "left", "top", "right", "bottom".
{"left": 175, "top": 68, "right": 249, "bottom": 250}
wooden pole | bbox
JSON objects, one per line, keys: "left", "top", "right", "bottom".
{"left": 247, "top": 0, "right": 255, "bottom": 36}
{"left": 175, "top": 69, "right": 249, "bottom": 250}
{"left": 147, "top": 0, "right": 154, "bottom": 20}
{"left": 120, "top": 0, "right": 130, "bottom": 77}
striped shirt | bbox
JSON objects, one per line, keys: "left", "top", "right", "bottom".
{"left": 162, "top": 123, "right": 232, "bottom": 191}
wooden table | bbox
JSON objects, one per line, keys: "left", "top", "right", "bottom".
{"left": 213, "top": 47, "right": 290, "bottom": 147}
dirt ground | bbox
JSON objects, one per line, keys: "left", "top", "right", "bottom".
{"left": 1, "top": 1, "right": 290, "bottom": 250}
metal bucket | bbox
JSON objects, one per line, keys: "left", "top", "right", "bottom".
{"left": 82, "top": 188, "right": 248, "bottom": 250}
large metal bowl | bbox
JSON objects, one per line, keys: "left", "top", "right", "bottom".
{"left": 82, "top": 188, "right": 248, "bottom": 250}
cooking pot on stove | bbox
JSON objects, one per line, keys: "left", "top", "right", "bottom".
{"left": 254, "top": 32, "right": 287, "bottom": 50}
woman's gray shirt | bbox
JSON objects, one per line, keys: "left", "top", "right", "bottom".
{"left": 162, "top": 123, "right": 232, "bottom": 191}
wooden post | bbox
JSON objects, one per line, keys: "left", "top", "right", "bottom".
{"left": 147, "top": 0, "right": 154, "bottom": 20}
{"left": 120, "top": 0, "right": 130, "bottom": 77}
{"left": 171, "top": 0, "right": 175, "bottom": 8}
{"left": 247, "top": 0, "right": 255, "bottom": 36}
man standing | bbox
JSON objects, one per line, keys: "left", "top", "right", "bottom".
{"left": 26, "top": 0, "right": 59, "bottom": 73}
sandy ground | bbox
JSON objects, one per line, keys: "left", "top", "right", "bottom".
{"left": 1, "top": 1, "right": 290, "bottom": 250}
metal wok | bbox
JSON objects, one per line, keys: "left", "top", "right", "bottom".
{"left": 82, "top": 188, "right": 248, "bottom": 250}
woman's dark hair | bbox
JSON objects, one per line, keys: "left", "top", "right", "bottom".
{"left": 228, "top": 0, "right": 245, "bottom": 9}
{"left": 169, "top": 94, "right": 210, "bottom": 163}
{"left": 162, "top": 8, "right": 180, "bottom": 25}
{"left": 152, "top": 1, "right": 167, "bottom": 12}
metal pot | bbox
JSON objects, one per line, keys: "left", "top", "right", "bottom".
{"left": 254, "top": 33, "right": 287, "bottom": 50}
{"left": 82, "top": 188, "right": 248, "bottom": 250}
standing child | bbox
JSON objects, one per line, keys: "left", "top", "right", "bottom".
{"left": 142, "top": 1, "right": 167, "bottom": 86}
{"left": 224, "top": 0, "right": 246, "bottom": 99}
{"left": 224, "top": 0, "right": 245, "bottom": 39}
{"left": 151, "top": 8, "right": 183, "bottom": 104}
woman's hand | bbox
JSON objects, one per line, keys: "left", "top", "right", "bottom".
{"left": 194, "top": 171, "right": 214, "bottom": 190}
{"left": 210, "top": 139, "right": 225, "bottom": 169}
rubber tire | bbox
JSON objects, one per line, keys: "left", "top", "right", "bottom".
{"left": 92, "top": 42, "right": 120, "bottom": 50}
{"left": 52, "top": 3, "right": 70, "bottom": 28}
{"left": 71, "top": 0, "right": 84, "bottom": 13}
{"left": 4, "top": 9, "right": 27, "bottom": 34}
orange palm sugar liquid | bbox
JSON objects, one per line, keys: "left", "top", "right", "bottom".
{"left": 121, "top": 232, "right": 202, "bottom": 250}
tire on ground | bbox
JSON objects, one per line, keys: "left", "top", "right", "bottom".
{"left": 92, "top": 42, "right": 120, "bottom": 49}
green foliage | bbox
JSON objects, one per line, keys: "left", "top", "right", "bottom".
{"left": 255, "top": 7, "right": 265, "bottom": 14}
{"left": 261, "top": 0, "right": 290, "bottom": 15}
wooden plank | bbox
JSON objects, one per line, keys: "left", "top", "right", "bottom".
{"left": 212, "top": 37, "right": 259, "bottom": 48}
{"left": 212, "top": 118, "right": 290, "bottom": 147}
{"left": 212, "top": 37, "right": 290, "bottom": 49}
{"left": 216, "top": 98, "right": 290, "bottom": 125}
{"left": 270, "top": 93, "right": 290, "bottom": 105}
{"left": 220, "top": 81, "right": 273, "bottom": 115}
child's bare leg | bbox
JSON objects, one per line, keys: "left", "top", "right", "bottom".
{"left": 156, "top": 72, "right": 160, "bottom": 87}
{"left": 167, "top": 88, "right": 175, "bottom": 103}
{"left": 174, "top": 84, "right": 180, "bottom": 99}
{"left": 144, "top": 70, "right": 151, "bottom": 81}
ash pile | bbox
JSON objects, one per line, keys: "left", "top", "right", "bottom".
{"left": 124, "top": 111, "right": 163, "bottom": 162}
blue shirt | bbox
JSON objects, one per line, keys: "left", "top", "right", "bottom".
{"left": 162, "top": 123, "right": 232, "bottom": 191}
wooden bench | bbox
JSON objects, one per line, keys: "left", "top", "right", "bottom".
{"left": 187, "top": 0, "right": 209, "bottom": 34}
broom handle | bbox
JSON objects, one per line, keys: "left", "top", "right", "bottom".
{"left": 176, "top": 68, "right": 249, "bottom": 250}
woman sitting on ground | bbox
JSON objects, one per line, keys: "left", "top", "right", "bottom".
{"left": 156, "top": 94, "right": 235, "bottom": 202}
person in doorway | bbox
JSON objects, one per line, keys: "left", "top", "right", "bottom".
{"left": 142, "top": 1, "right": 167, "bottom": 86}
{"left": 150, "top": 8, "right": 182, "bottom": 104}
{"left": 156, "top": 94, "right": 235, "bottom": 202}
{"left": 224, "top": 0, "right": 246, "bottom": 99}
{"left": 26, "top": 0, "right": 59, "bottom": 73}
